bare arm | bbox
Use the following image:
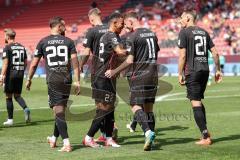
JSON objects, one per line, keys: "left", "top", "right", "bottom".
{"left": 27, "top": 57, "right": 41, "bottom": 81}
{"left": 211, "top": 47, "right": 221, "bottom": 72}
{"left": 1, "top": 58, "right": 8, "bottom": 77}
{"left": 211, "top": 47, "right": 223, "bottom": 83}
{"left": 25, "top": 57, "right": 41, "bottom": 90}
{"left": 0, "top": 58, "right": 9, "bottom": 86}
{"left": 105, "top": 55, "right": 134, "bottom": 78}
{"left": 178, "top": 48, "right": 186, "bottom": 85}
{"left": 71, "top": 53, "right": 80, "bottom": 83}
{"left": 79, "top": 47, "right": 91, "bottom": 72}
{"left": 71, "top": 53, "right": 81, "bottom": 95}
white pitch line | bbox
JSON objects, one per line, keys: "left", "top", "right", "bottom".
{"left": 0, "top": 89, "right": 239, "bottom": 111}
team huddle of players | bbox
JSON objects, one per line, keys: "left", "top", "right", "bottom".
{"left": 0, "top": 8, "right": 222, "bottom": 152}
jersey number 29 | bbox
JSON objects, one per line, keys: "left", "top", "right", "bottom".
{"left": 46, "top": 46, "right": 68, "bottom": 66}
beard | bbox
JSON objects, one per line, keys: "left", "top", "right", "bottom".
{"left": 5, "top": 39, "right": 8, "bottom": 44}
{"left": 60, "top": 30, "right": 65, "bottom": 36}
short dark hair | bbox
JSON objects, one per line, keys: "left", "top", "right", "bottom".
{"left": 4, "top": 28, "right": 16, "bottom": 39}
{"left": 49, "top": 16, "right": 64, "bottom": 28}
{"left": 108, "top": 12, "right": 123, "bottom": 23}
{"left": 124, "top": 11, "right": 138, "bottom": 20}
{"left": 184, "top": 9, "right": 197, "bottom": 21}
{"left": 88, "top": 8, "right": 101, "bottom": 17}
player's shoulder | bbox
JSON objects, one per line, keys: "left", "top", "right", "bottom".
{"left": 101, "top": 31, "right": 115, "bottom": 40}
{"left": 62, "top": 35, "right": 74, "bottom": 43}
{"left": 135, "top": 28, "right": 156, "bottom": 38}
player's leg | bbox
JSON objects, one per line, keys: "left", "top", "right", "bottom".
{"left": 3, "top": 75, "right": 14, "bottom": 126}
{"left": 13, "top": 93, "right": 31, "bottom": 123}
{"left": 83, "top": 102, "right": 108, "bottom": 148}
{"left": 53, "top": 105, "right": 72, "bottom": 152}
{"left": 131, "top": 105, "right": 155, "bottom": 151}
{"left": 3, "top": 93, "right": 14, "bottom": 126}
{"left": 143, "top": 103, "right": 155, "bottom": 132}
{"left": 102, "top": 104, "right": 120, "bottom": 147}
{"left": 187, "top": 71, "right": 211, "bottom": 145}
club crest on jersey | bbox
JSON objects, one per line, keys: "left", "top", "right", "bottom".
{"left": 112, "top": 38, "right": 118, "bottom": 44}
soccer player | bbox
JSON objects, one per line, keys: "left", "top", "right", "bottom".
{"left": 178, "top": 10, "right": 222, "bottom": 145}
{"left": 26, "top": 17, "right": 80, "bottom": 152}
{"left": 121, "top": 27, "right": 139, "bottom": 133}
{"left": 80, "top": 8, "right": 118, "bottom": 143}
{"left": 105, "top": 12, "right": 159, "bottom": 151}
{"left": 0, "top": 28, "right": 31, "bottom": 126}
{"left": 82, "top": 12, "right": 126, "bottom": 148}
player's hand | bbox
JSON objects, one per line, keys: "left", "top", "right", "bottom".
{"left": 73, "top": 81, "right": 81, "bottom": 95}
{"left": 105, "top": 70, "right": 116, "bottom": 78}
{"left": 178, "top": 75, "right": 186, "bottom": 86}
{"left": 26, "top": 80, "right": 32, "bottom": 91}
{"left": 215, "top": 70, "right": 223, "bottom": 83}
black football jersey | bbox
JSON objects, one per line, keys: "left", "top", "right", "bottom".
{"left": 83, "top": 25, "right": 108, "bottom": 75}
{"left": 34, "top": 35, "right": 77, "bottom": 83}
{"left": 126, "top": 28, "right": 160, "bottom": 78}
{"left": 2, "top": 42, "right": 27, "bottom": 75}
{"left": 121, "top": 31, "right": 133, "bottom": 49}
{"left": 178, "top": 26, "right": 215, "bottom": 75}
{"left": 95, "top": 31, "right": 121, "bottom": 78}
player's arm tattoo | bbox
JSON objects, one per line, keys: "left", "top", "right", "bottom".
{"left": 71, "top": 53, "right": 80, "bottom": 83}
{"left": 211, "top": 47, "right": 221, "bottom": 72}
{"left": 178, "top": 48, "right": 186, "bottom": 76}
{"left": 79, "top": 47, "right": 91, "bottom": 72}
{"left": 28, "top": 57, "right": 41, "bottom": 80}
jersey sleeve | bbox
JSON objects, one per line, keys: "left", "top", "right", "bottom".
{"left": 24, "top": 48, "right": 27, "bottom": 60}
{"left": 69, "top": 40, "right": 77, "bottom": 55}
{"left": 2, "top": 46, "right": 10, "bottom": 60}
{"left": 83, "top": 29, "right": 94, "bottom": 49}
{"left": 34, "top": 39, "right": 44, "bottom": 58}
{"left": 178, "top": 29, "right": 187, "bottom": 49}
{"left": 208, "top": 34, "right": 215, "bottom": 49}
{"left": 155, "top": 36, "right": 160, "bottom": 53}
{"left": 109, "top": 33, "right": 120, "bottom": 49}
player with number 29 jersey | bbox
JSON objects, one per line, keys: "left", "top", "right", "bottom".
{"left": 34, "top": 34, "right": 77, "bottom": 107}
{"left": 34, "top": 35, "right": 77, "bottom": 83}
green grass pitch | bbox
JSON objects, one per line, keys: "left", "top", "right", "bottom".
{"left": 0, "top": 77, "right": 239, "bottom": 160}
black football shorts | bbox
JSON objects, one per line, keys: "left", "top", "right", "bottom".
{"left": 129, "top": 74, "right": 158, "bottom": 106}
{"left": 92, "top": 77, "right": 116, "bottom": 105}
{"left": 4, "top": 71, "right": 24, "bottom": 94}
{"left": 185, "top": 71, "right": 209, "bottom": 101}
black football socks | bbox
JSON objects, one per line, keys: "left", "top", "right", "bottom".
{"left": 147, "top": 112, "right": 155, "bottom": 132}
{"left": 55, "top": 112, "right": 69, "bottom": 139}
{"left": 135, "top": 109, "right": 150, "bottom": 133}
{"left": 6, "top": 98, "right": 14, "bottom": 119}
{"left": 193, "top": 107, "right": 209, "bottom": 139}
{"left": 87, "top": 109, "right": 108, "bottom": 137}
{"left": 14, "top": 96, "right": 27, "bottom": 110}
